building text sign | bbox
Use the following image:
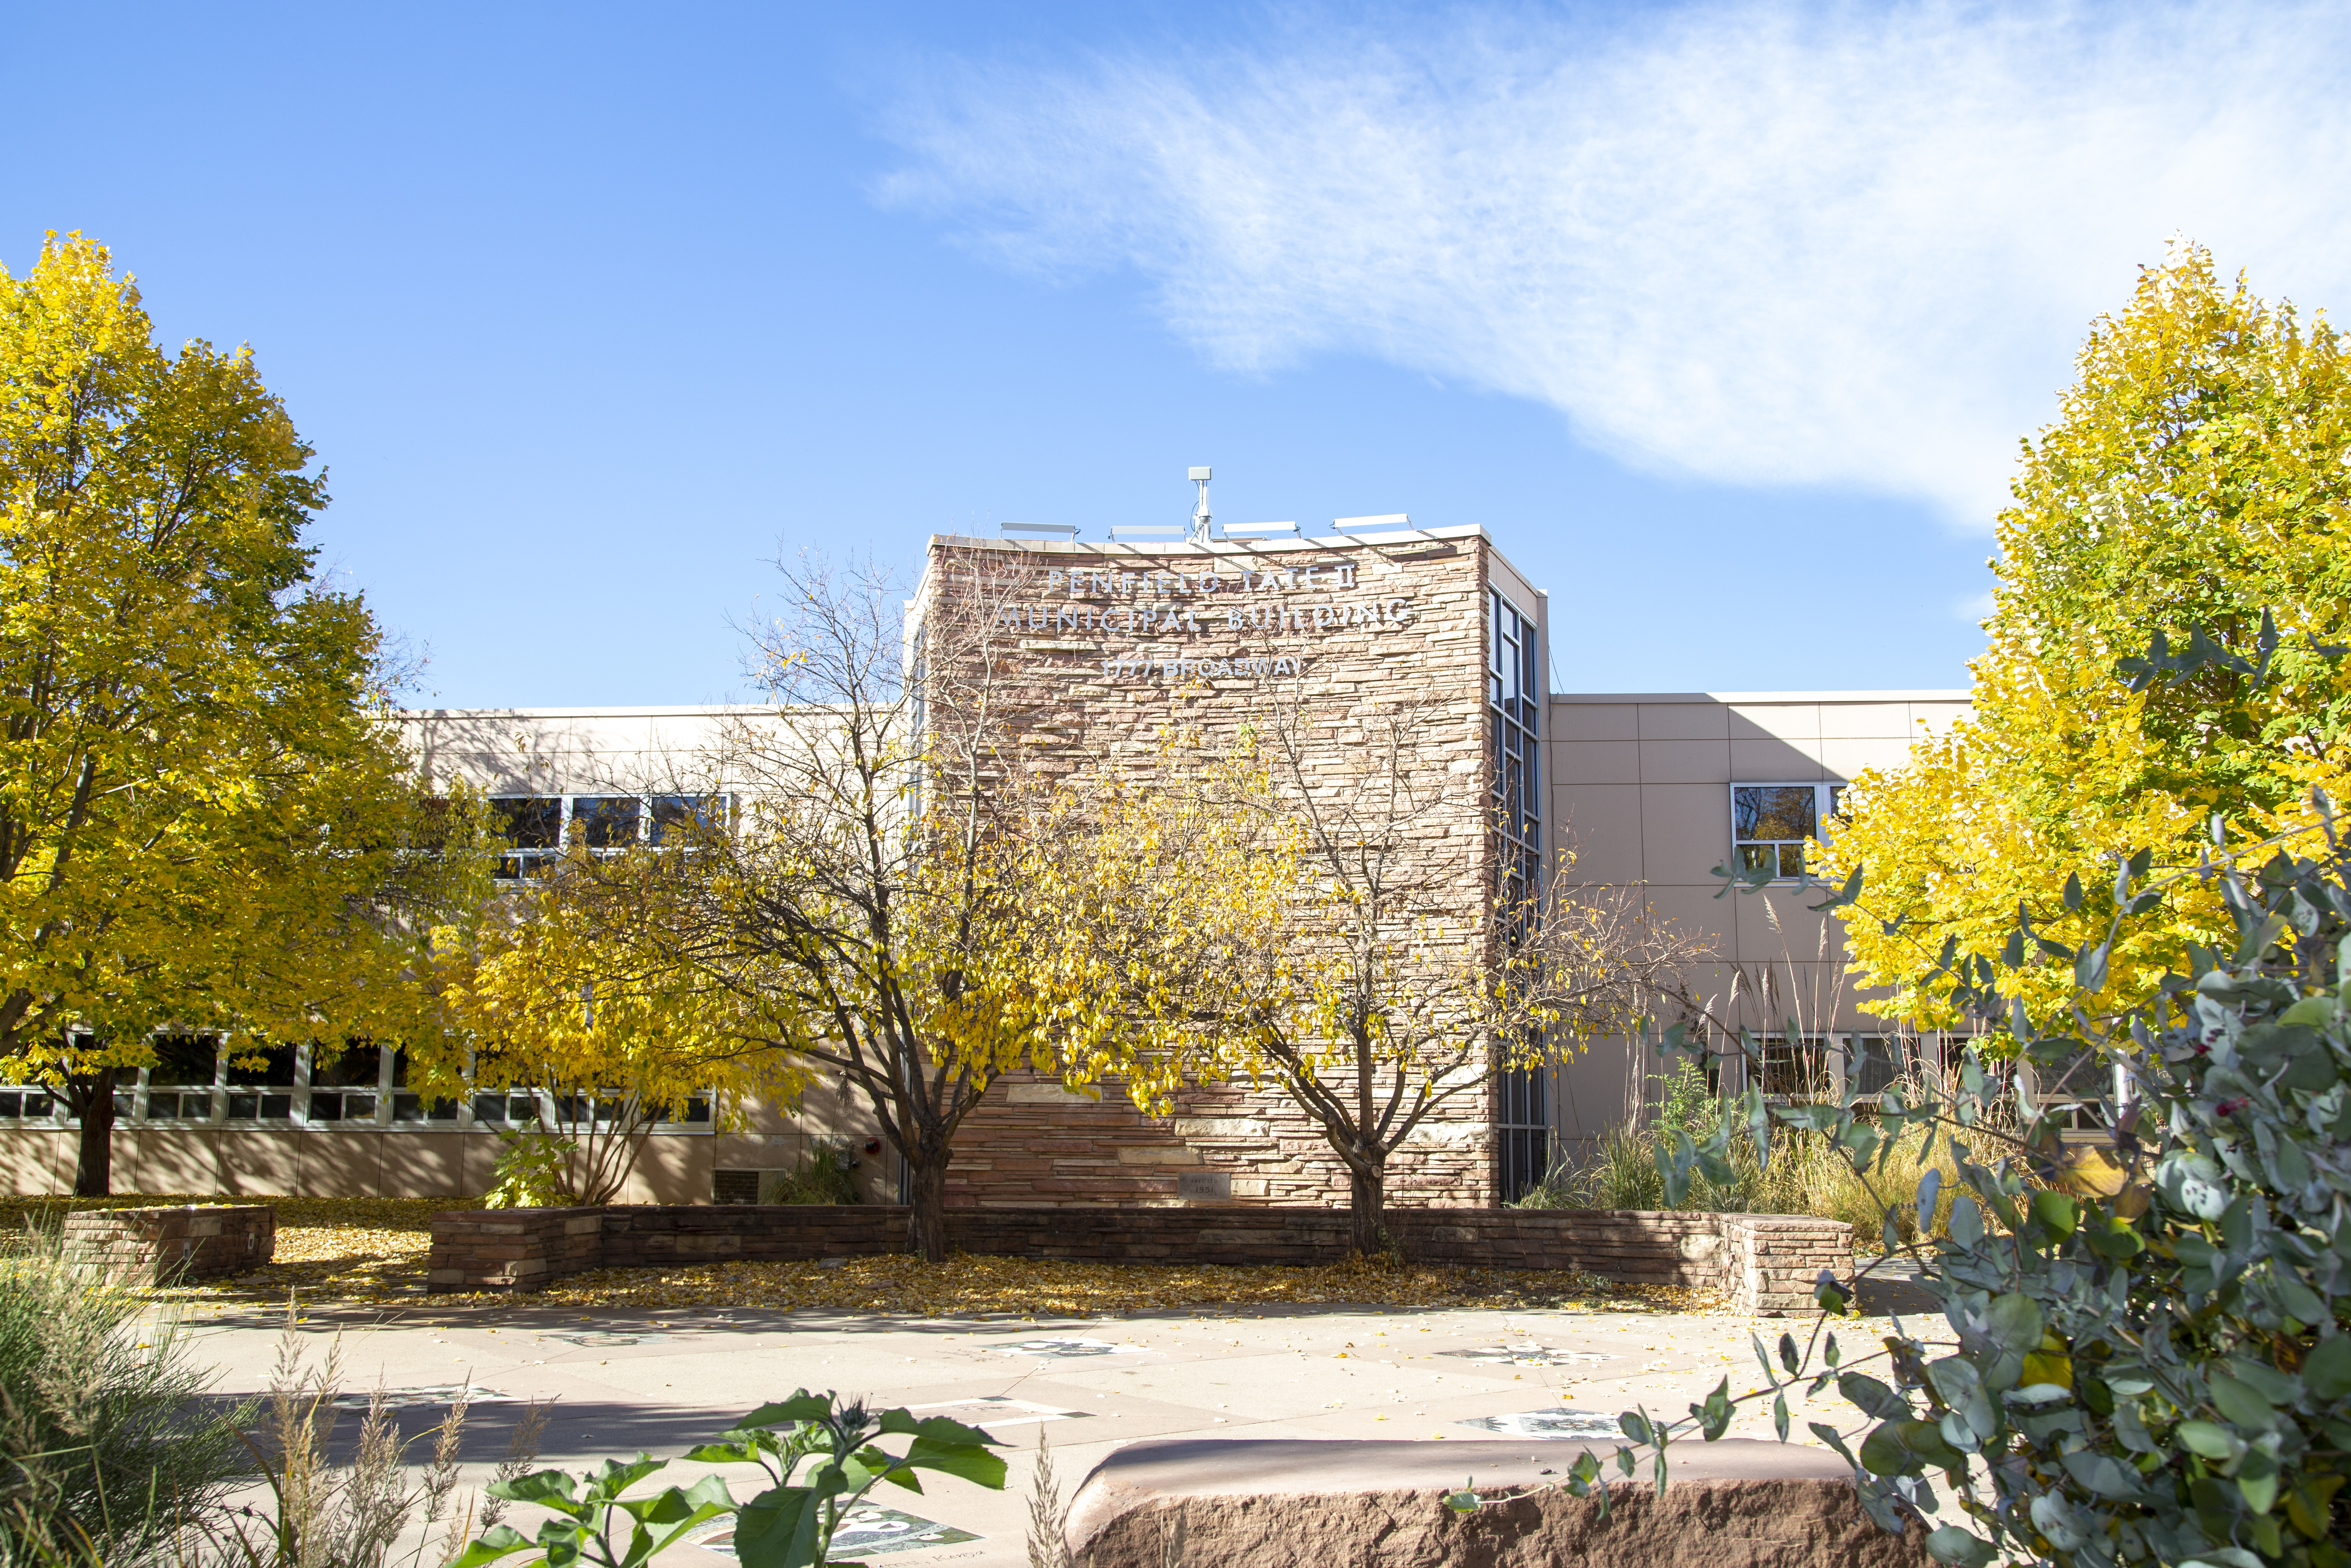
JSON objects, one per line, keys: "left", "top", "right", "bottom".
{"left": 997, "top": 559, "right": 1417, "bottom": 681}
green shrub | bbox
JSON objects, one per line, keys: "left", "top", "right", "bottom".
{"left": 768, "top": 1148, "right": 861, "bottom": 1206}
{"left": 1818, "top": 830, "right": 2351, "bottom": 1568}
{"left": 1516, "top": 1061, "right": 1962, "bottom": 1245}
{"left": 483, "top": 1130, "right": 577, "bottom": 1209}
{"left": 1499, "top": 809, "right": 2351, "bottom": 1568}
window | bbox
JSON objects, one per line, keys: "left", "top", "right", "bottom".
{"left": 570, "top": 795, "right": 640, "bottom": 848}
{"left": 1488, "top": 590, "right": 1541, "bottom": 909}
{"left": 490, "top": 796, "right": 562, "bottom": 879}
{"left": 1758, "top": 1034, "right": 1836, "bottom": 1100}
{"left": 1730, "top": 783, "right": 1845, "bottom": 880}
{"left": 1848, "top": 1034, "right": 1906, "bottom": 1097}
{"left": 225, "top": 1042, "right": 295, "bottom": 1121}
{"left": 307, "top": 1043, "right": 381, "bottom": 1123}
{"left": 1489, "top": 590, "right": 1548, "bottom": 1198}
{"left": 1496, "top": 1065, "right": 1548, "bottom": 1203}
{"left": 651, "top": 794, "right": 728, "bottom": 844}
{"left": 472, "top": 1092, "right": 543, "bottom": 1125}
{"left": 146, "top": 1034, "right": 221, "bottom": 1121}
{"left": 490, "top": 792, "right": 732, "bottom": 878}
{"left": 0, "top": 1091, "right": 53, "bottom": 1119}
{"left": 389, "top": 1047, "right": 459, "bottom": 1121}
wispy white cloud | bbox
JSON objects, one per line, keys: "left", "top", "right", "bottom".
{"left": 876, "top": 2, "right": 2351, "bottom": 526}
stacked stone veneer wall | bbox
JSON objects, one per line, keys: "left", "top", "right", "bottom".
{"left": 427, "top": 1204, "right": 1848, "bottom": 1314}
{"left": 948, "top": 1074, "right": 1492, "bottom": 1212}
{"left": 922, "top": 530, "right": 1511, "bottom": 1209}
{"left": 63, "top": 1204, "right": 274, "bottom": 1285}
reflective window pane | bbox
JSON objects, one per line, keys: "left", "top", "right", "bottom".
{"left": 151, "top": 1033, "right": 220, "bottom": 1087}
{"left": 1733, "top": 785, "right": 1817, "bottom": 843}
{"left": 490, "top": 796, "right": 562, "bottom": 850}
{"left": 650, "top": 794, "right": 726, "bottom": 844}
{"left": 570, "top": 796, "right": 641, "bottom": 849}
{"left": 312, "top": 1046, "right": 382, "bottom": 1089}
{"left": 1777, "top": 843, "right": 1805, "bottom": 878}
{"left": 226, "top": 1043, "right": 296, "bottom": 1087}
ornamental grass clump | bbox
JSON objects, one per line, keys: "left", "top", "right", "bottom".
{"left": 0, "top": 1224, "right": 249, "bottom": 1563}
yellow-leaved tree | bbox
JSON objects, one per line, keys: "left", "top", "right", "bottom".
{"left": 1196, "top": 697, "right": 1715, "bottom": 1256}
{"left": 0, "top": 233, "right": 491, "bottom": 1193}
{"left": 1820, "top": 242, "right": 2351, "bottom": 1026}
{"left": 426, "top": 869, "right": 804, "bottom": 1205}
{"left": 559, "top": 555, "right": 1285, "bottom": 1260}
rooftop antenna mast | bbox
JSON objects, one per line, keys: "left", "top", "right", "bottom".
{"left": 1188, "top": 466, "right": 1212, "bottom": 543}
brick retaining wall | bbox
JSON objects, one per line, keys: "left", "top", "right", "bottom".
{"left": 428, "top": 1204, "right": 1848, "bottom": 1314}
{"left": 63, "top": 1204, "right": 274, "bottom": 1285}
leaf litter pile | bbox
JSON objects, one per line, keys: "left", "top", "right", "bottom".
{"left": 3, "top": 1195, "right": 1727, "bottom": 1317}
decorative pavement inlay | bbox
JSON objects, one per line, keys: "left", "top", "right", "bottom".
{"left": 1440, "top": 1345, "right": 1610, "bottom": 1367}
{"left": 904, "top": 1395, "right": 1090, "bottom": 1430}
{"left": 328, "top": 1385, "right": 517, "bottom": 1410}
{"left": 693, "top": 1507, "right": 979, "bottom": 1558}
{"left": 539, "top": 1330, "right": 674, "bottom": 1347}
{"left": 1453, "top": 1407, "right": 1628, "bottom": 1441}
{"left": 986, "top": 1336, "right": 1144, "bottom": 1358}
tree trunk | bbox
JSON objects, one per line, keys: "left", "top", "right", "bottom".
{"left": 70, "top": 1067, "right": 117, "bottom": 1197}
{"left": 906, "top": 1154, "right": 951, "bottom": 1264}
{"left": 1349, "top": 1158, "right": 1389, "bottom": 1259}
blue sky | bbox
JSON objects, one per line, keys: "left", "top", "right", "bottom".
{"left": 5, "top": 1, "right": 2344, "bottom": 706}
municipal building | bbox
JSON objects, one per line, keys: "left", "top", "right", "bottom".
{"left": 0, "top": 503, "right": 1969, "bottom": 1208}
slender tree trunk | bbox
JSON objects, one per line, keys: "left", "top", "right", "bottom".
{"left": 69, "top": 1066, "right": 117, "bottom": 1197}
{"left": 906, "top": 1153, "right": 951, "bottom": 1264}
{"left": 1349, "top": 1156, "right": 1389, "bottom": 1259}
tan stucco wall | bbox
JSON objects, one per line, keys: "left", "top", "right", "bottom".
{"left": 1546, "top": 690, "right": 1971, "bottom": 1152}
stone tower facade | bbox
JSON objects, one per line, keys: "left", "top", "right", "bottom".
{"left": 911, "top": 524, "right": 1550, "bottom": 1209}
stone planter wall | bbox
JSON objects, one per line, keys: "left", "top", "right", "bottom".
{"left": 427, "top": 1203, "right": 1849, "bottom": 1314}
{"left": 425, "top": 1208, "right": 605, "bottom": 1293}
{"left": 1723, "top": 1214, "right": 1859, "bottom": 1315}
{"left": 62, "top": 1204, "right": 274, "bottom": 1285}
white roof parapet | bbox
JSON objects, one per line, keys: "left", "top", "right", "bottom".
{"left": 1549, "top": 690, "right": 1972, "bottom": 703}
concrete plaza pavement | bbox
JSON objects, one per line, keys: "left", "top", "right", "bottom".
{"left": 182, "top": 1288, "right": 1935, "bottom": 1566}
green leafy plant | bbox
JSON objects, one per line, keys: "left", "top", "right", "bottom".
{"left": 449, "top": 1456, "right": 731, "bottom": 1568}
{"left": 453, "top": 1390, "right": 1005, "bottom": 1568}
{"left": 481, "top": 1130, "right": 577, "bottom": 1209}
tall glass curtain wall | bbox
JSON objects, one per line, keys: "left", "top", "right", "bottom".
{"left": 1489, "top": 588, "right": 1549, "bottom": 1201}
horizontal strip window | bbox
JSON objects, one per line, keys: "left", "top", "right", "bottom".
{"left": 0, "top": 1041, "right": 721, "bottom": 1133}
{"left": 489, "top": 793, "right": 732, "bottom": 881}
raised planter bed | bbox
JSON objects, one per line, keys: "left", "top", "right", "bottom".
{"left": 62, "top": 1203, "right": 275, "bottom": 1285}
{"left": 427, "top": 1203, "right": 1848, "bottom": 1313}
